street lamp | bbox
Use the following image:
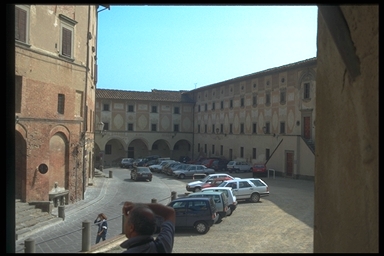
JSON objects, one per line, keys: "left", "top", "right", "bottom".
{"left": 96, "top": 122, "right": 106, "bottom": 136}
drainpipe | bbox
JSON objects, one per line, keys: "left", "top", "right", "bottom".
{"left": 82, "top": 5, "right": 92, "bottom": 199}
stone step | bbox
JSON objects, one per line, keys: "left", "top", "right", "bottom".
{"left": 15, "top": 200, "right": 63, "bottom": 241}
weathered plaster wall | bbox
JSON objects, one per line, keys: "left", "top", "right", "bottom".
{"left": 314, "top": 5, "right": 378, "bottom": 252}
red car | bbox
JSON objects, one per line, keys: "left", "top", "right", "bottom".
{"left": 201, "top": 177, "right": 233, "bottom": 189}
{"left": 252, "top": 164, "right": 267, "bottom": 178}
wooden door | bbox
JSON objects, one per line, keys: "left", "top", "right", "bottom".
{"left": 286, "top": 152, "right": 294, "bottom": 177}
{"left": 304, "top": 116, "right": 311, "bottom": 139}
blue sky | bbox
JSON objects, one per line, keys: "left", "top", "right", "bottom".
{"left": 97, "top": 5, "right": 318, "bottom": 91}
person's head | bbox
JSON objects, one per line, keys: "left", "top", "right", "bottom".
{"left": 124, "top": 204, "right": 157, "bottom": 238}
{"left": 99, "top": 213, "right": 107, "bottom": 220}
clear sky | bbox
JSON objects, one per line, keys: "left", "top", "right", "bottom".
{"left": 97, "top": 5, "right": 318, "bottom": 92}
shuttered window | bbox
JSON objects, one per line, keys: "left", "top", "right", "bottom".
{"left": 15, "top": 6, "right": 27, "bottom": 42}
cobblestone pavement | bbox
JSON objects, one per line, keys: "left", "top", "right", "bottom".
{"left": 15, "top": 168, "right": 314, "bottom": 253}
{"left": 97, "top": 173, "right": 315, "bottom": 253}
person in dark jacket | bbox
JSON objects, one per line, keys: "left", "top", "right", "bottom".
{"left": 94, "top": 213, "right": 108, "bottom": 244}
{"left": 120, "top": 201, "right": 175, "bottom": 253}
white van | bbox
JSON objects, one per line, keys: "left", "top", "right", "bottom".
{"left": 201, "top": 187, "right": 238, "bottom": 216}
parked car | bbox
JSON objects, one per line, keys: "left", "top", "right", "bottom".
{"left": 201, "top": 187, "right": 238, "bottom": 216}
{"left": 163, "top": 163, "right": 189, "bottom": 176}
{"left": 201, "top": 177, "right": 233, "bottom": 189}
{"left": 186, "top": 173, "right": 238, "bottom": 192}
{"left": 173, "top": 164, "right": 215, "bottom": 179}
{"left": 120, "top": 158, "right": 134, "bottom": 168}
{"left": 178, "top": 156, "right": 191, "bottom": 163}
{"left": 252, "top": 163, "right": 267, "bottom": 178}
{"left": 167, "top": 197, "right": 218, "bottom": 234}
{"left": 148, "top": 160, "right": 176, "bottom": 173}
{"left": 187, "top": 191, "right": 230, "bottom": 223}
{"left": 211, "top": 159, "right": 229, "bottom": 172}
{"left": 226, "top": 160, "right": 252, "bottom": 173}
{"left": 130, "top": 166, "right": 153, "bottom": 181}
{"left": 218, "top": 178, "right": 269, "bottom": 203}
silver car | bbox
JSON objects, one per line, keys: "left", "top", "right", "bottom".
{"left": 173, "top": 164, "right": 215, "bottom": 179}
{"left": 218, "top": 178, "right": 269, "bottom": 203}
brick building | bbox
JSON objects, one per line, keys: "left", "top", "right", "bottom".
{"left": 14, "top": 5, "right": 108, "bottom": 205}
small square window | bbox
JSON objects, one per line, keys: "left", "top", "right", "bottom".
{"left": 128, "top": 105, "right": 134, "bottom": 112}
{"left": 174, "top": 106, "right": 180, "bottom": 114}
{"left": 151, "top": 124, "right": 157, "bottom": 132}
{"left": 151, "top": 106, "right": 157, "bottom": 113}
{"left": 103, "top": 104, "right": 109, "bottom": 111}
{"left": 128, "top": 123, "right": 134, "bottom": 131}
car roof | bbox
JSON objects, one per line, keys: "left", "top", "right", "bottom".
{"left": 188, "top": 191, "right": 224, "bottom": 196}
{"left": 171, "top": 197, "right": 212, "bottom": 202}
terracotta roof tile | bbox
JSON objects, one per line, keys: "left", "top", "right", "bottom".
{"left": 96, "top": 89, "right": 194, "bottom": 103}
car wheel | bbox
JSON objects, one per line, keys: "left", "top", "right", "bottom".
{"left": 195, "top": 221, "right": 210, "bottom": 234}
{"left": 226, "top": 208, "right": 233, "bottom": 216}
{"left": 194, "top": 187, "right": 201, "bottom": 192}
{"left": 250, "top": 193, "right": 260, "bottom": 203}
{"left": 179, "top": 174, "right": 186, "bottom": 179}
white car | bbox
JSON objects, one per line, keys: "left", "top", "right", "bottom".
{"left": 218, "top": 178, "right": 269, "bottom": 203}
{"left": 148, "top": 160, "right": 175, "bottom": 173}
{"left": 201, "top": 187, "right": 238, "bottom": 216}
{"left": 226, "top": 160, "right": 252, "bottom": 173}
{"left": 186, "top": 173, "right": 239, "bottom": 192}
{"left": 173, "top": 165, "right": 215, "bottom": 179}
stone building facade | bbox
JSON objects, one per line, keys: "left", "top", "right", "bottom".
{"left": 14, "top": 5, "right": 106, "bottom": 204}
{"left": 95, "top": 57, "right": 316, "bottom": 179}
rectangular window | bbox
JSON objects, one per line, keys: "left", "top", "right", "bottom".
{"left": 128, "top": 123, "right": 134, "bottom": 131}
{"left": 252, "top": 123, "right": 257, "bottom": 134}
{"left": 174, "top": 106, "right": 180, "bottom": 114}
{"left": 212, "top": 102, "right": 215, "bottom": 110}
{"left": 57, "top": 94, "right": 65, "bottom": 114}
{"left": 240, "top": 123, "right": 244, "bottom": 134}
{"left": 280, "top": 122, "right": 285, "bottom": 134}
{"left": 103, "top": 104, "right": 109, "bottom": 111}
{"left": 103, "top": 122, "right": 109, "bottom": 131}
{"left": 151, "top": 124, "right": 157, "bottom": 132}
{"left": 198, "top": 105, "right": 201, "bottom": 112}
{"left": 174, "top": 124, "right": 179, "bottom": 132}
{"left": 61, "top": 27, "right": 73, "bottom": 58}
{"left": 230, "top": 99, "right": 233, "bottom": 108}
{"left": 212, "top": 124, "right": 215, "bottom": 134}
{"left": 152, "top": 144, "right": 158, "bottom": 150}
{"left": 266, "top": 148, "right": 270, "bottom": 161}
{"left": 15, "top": 5, "right": 28, "bottom": 43}
{"left": 252, "top": 148, "right": 257, "bottom": 159}
{"left": 266, "top": 92, "right": 271, "bottom": 105}
{"left": 220, "top": 145, "right": 223, "bottom": 155}
{"left": 240, "top": 97, "right": 244, "bottom": 107}
{"left": 253, "top": 94, "right": 257, "bottom": 106}
{"left": 15, "top": 75, "right": 22, "bottom": 113}
{"left": 128, "top": 105, "right": 134, "bottom": 112}
{"left": 197, "top": 143, "right": 200, "bottom": 152}
{"left": 304, "top": 82, "right": 311, "bottom": 99}
{"left": 204, "top": 144, "right": 207, "bottom": 154}
{"left": 229, "top": 124, "right": 233, "bottom": 134}
{"left": 240, "top": 147, "right": 244, "bottom": 158}
{"left": 59, "top": 14, "right": 77, "bottom": 59}
{"left": 105, "top": 144, "right": 112, "bottom": 154}
{"left": 205, "top": 103, "right": 207, "bottom": 112}
{"left": 265, "top": 122, "right": 270, "bottom": 134}
{"left": 151, "top": 106, "right": 157, "bottom": 113}
{"left": 212, "top": 145, "right": 215, "bottom": 155}
{"left": 280, "top": 91, "right": 286, "bottom": 104}
{"left": 220, "top": 101, "right": 224, "bottom": 109}
{"left": 198, "top": 124, "right": 200, "bottom": 133}
{"left": 220, "top": 124, "right": 224, "bottom": 134}
{"left": 204, "top": 124, "right": 207, "bottom": 133}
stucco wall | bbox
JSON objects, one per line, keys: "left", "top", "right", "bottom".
{"left": 314, "top": 5, "right": 378, "bottom": 252}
